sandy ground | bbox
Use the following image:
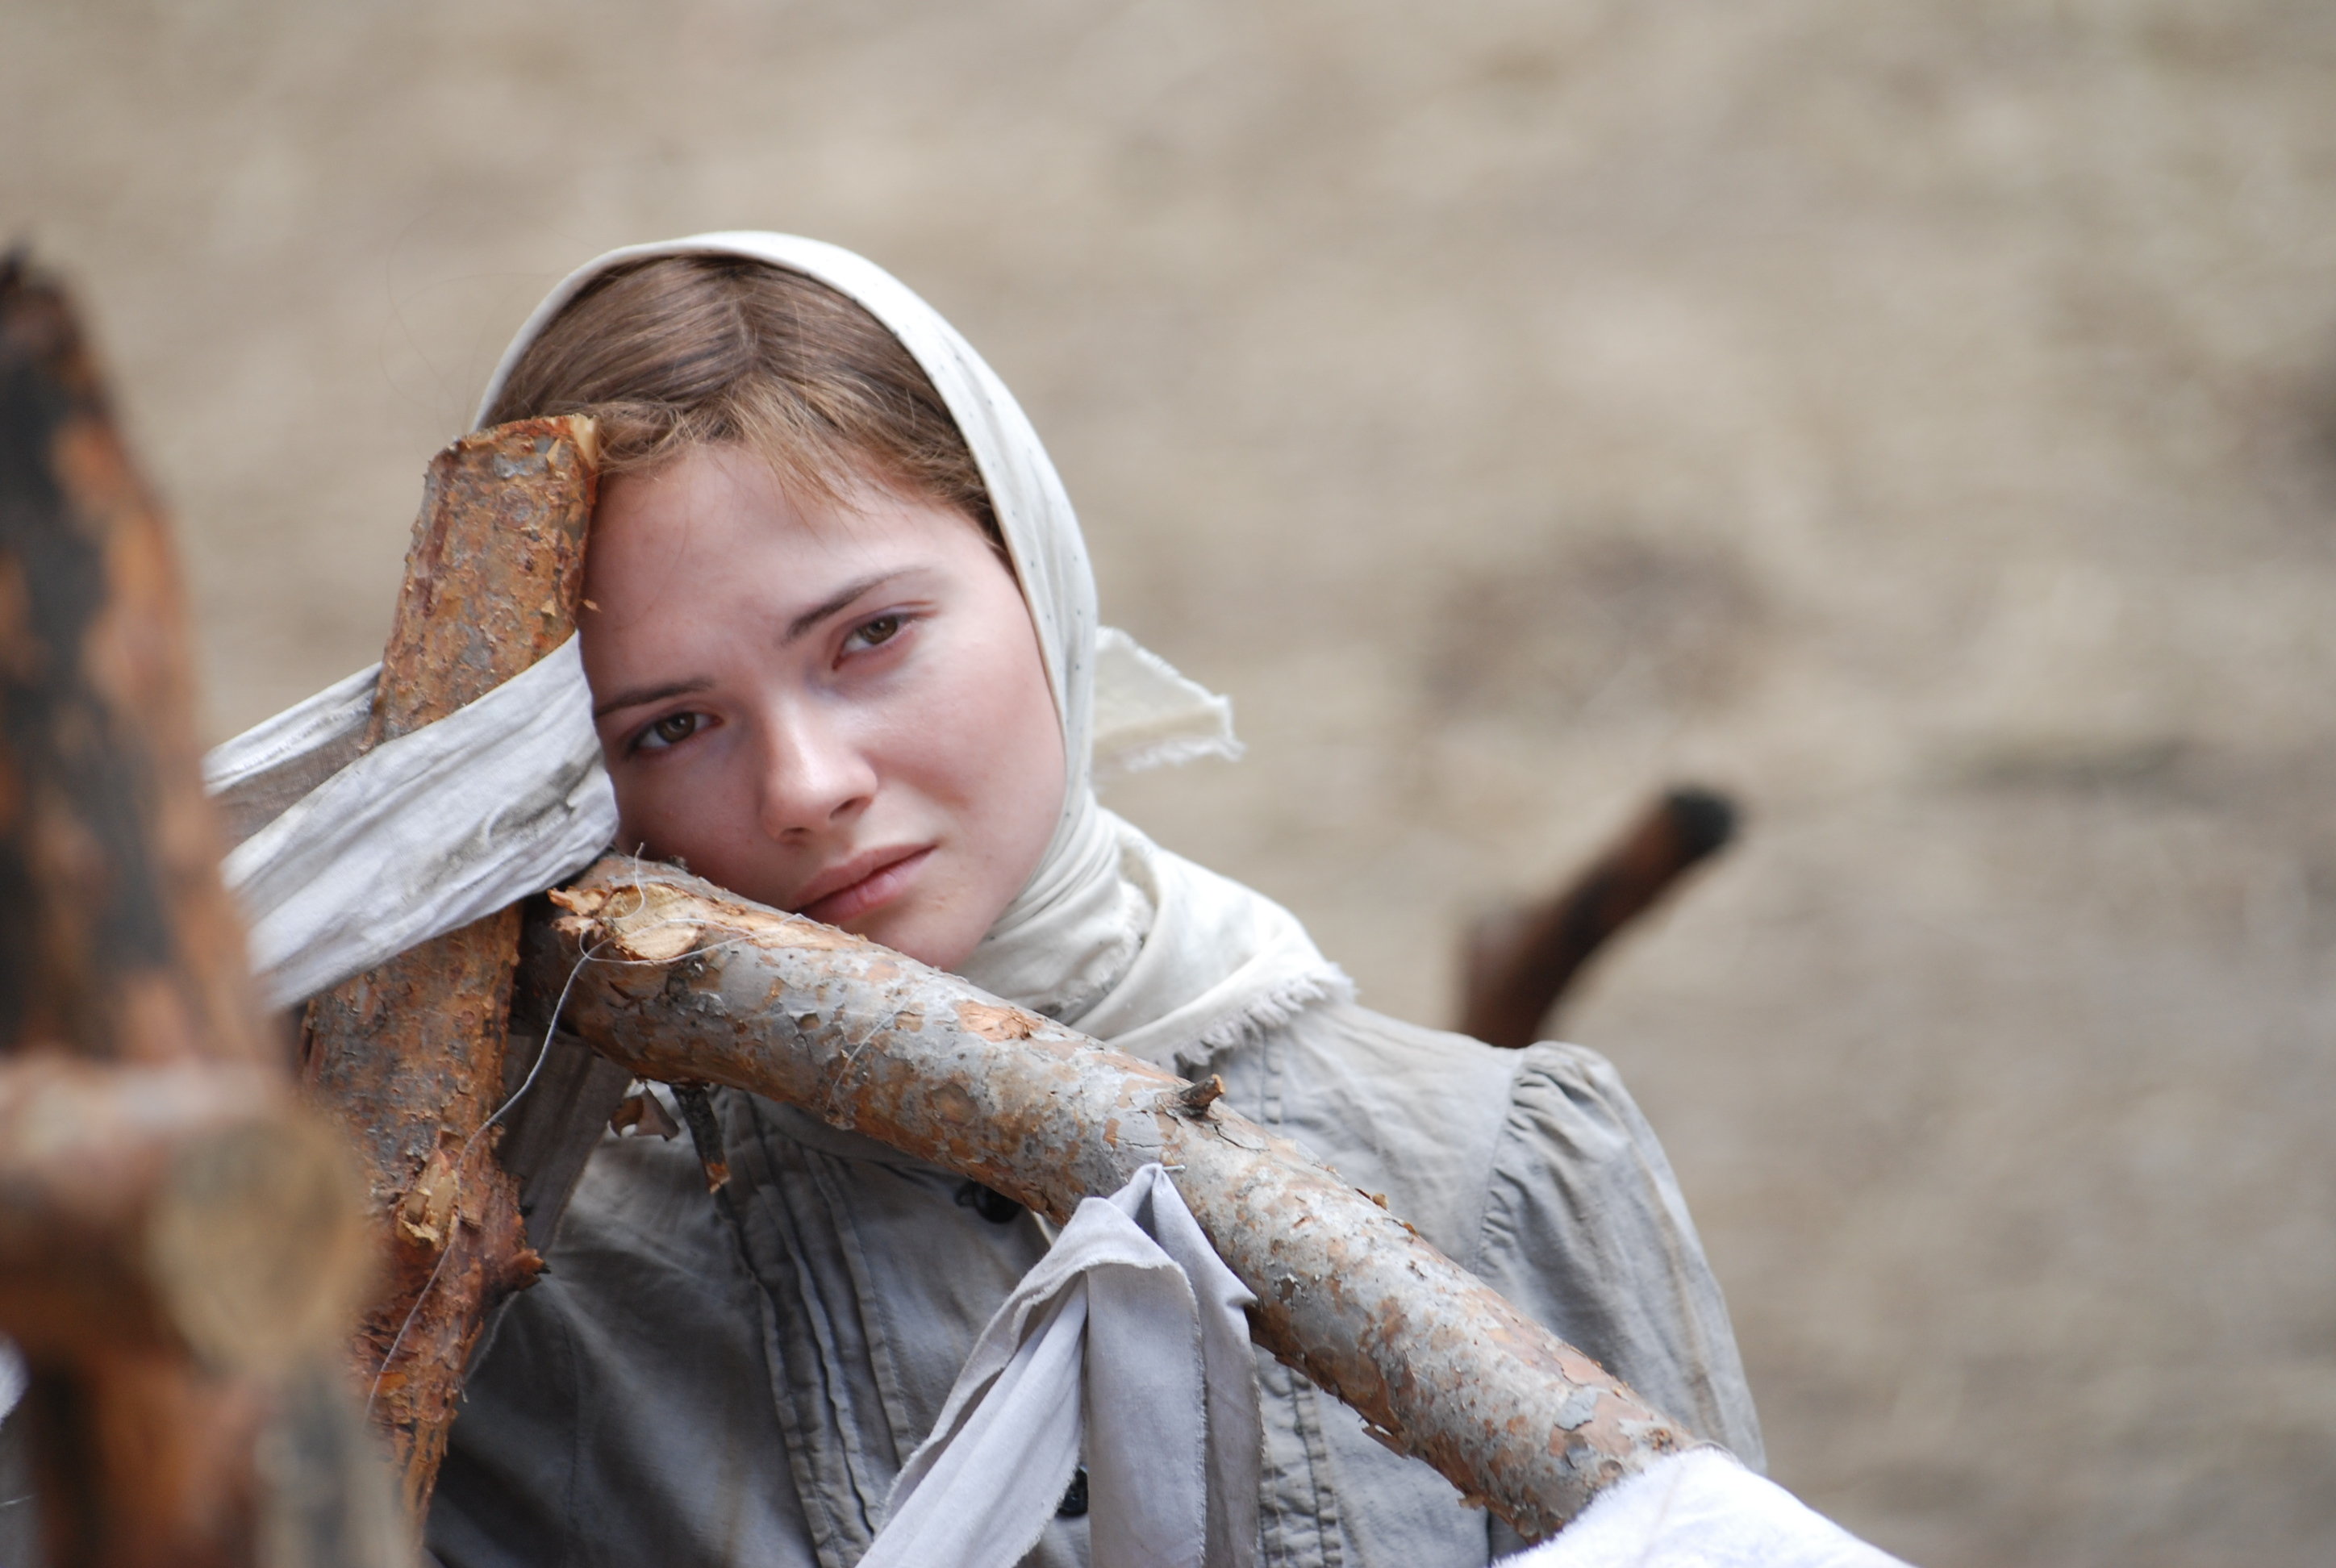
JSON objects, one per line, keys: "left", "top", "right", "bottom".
{"left": 8, "top": 2, "right": 2336, "bottom": 1562}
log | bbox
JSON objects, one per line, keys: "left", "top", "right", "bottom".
{"left": 0, "top": 1055, "right": 365, "bottom": 1370}
{"left": 0, "top": 253, "right": 385, "bottom": 1568}
{"left": 300, "top": 415, "right": 597, "bottom": 1518}
{"left": 1459, "top": 786, "right": 1737, "bottom": 1049}
{"left": 528, "top": 859, "right": 1693, "bottom": 1541}
{"left": 0, "top": 266, "right": 267, "bottom": 1074}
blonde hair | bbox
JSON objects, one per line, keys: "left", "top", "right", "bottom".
{"left": 484, "top": 254, "right": 995, "bottom": 532}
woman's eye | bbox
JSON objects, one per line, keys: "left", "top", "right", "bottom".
{"left": 848, "top": 614, "right": 904, "bottom": 651}
{"left": 636, "top": 711, "right": 704, "bottom": 751}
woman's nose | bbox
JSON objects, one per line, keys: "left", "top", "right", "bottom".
{"left": 755, "top": 704, "right": 878, "bottom": 839}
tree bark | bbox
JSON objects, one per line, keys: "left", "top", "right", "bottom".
{"left": 0, "top": 275, "right": 267, "bottom": 1075}
{"left": 0, "top": 254, "right": 386, "bottom": 1568}
{"left": 529, "top": 859, "right": 1694, "bottom": 1541}
{"left": 300, "top": 415, "right": 596, "bottom": 1519}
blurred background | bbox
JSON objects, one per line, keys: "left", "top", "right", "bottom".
{"left": 7, "top": 2, "right": 2334, "bottom": 1562}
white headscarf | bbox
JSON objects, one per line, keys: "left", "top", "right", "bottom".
{"left": 210, "top": 233, "right": 1348, "bottom": 1070}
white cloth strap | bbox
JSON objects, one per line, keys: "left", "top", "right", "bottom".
{"left": 1495, "top": 1449, "right": 1911, "bottom": 1568}
{"left": 866, "top": 1165, "right": 1261, "bottom": 1568}
{"left": 210, "top": 638, "right": 616, "bottom": 1008}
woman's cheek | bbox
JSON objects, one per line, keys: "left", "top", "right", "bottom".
{"left": 962, "top": 647, "right": 1066, "bottom": 871}
{"left": 615, "top": 758, "right": 720, "bottom": 862}
{"left": 607, "top": 764, "right": 675, "bottom": 857}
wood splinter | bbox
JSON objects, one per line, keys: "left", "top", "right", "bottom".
{"left": 1175, "top": 1074, "right": 1226, "bottom": 1116}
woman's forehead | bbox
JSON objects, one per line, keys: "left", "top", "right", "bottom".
{"left": 585, "top": 445, "right": 1025, "bottom": 631}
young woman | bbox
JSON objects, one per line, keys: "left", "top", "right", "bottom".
{"left": 422, "top": 234, "right": 1761, "bottom": 1568}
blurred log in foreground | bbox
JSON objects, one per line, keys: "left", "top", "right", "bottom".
{"left": 528, "top": 859, "right": 1692, "bottom": 1541}
{"left": 0, "top": 254, "right": 389, "bottom": 1568}
{"left": 1460, "top": 786, "right": 1738, "bottom": 1049}
{"left": 300, "top": 415, "right": 597, "bottom": 1518}
{"left": 0, "top": 1057, "right": 361, "bottom": 1374}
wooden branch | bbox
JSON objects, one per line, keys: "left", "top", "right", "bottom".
{"left": 528, "top": 860, "right": 1692, "bottom": 1541}
{"left": 0, "top": 266, "right": 267, "bottom": 1074}
{"left": 301, "top": 415, "right": 596, "bottom": 1518}
{"left": 0, "top": 254, "right": 386, "bottom": 1568}
{"left": 1459, "top": 786, "right": 1738, "bottom": 1049}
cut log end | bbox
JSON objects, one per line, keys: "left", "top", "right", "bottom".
{"left": 146, "top": 1106, "right": 375, "bottom": 1376}
{"left": 0, "top": 1055, "right": 371, "bottom": 1379}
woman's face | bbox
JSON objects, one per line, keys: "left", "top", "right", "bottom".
{"left": 581, "top": 444, "right": 1066, "bottom": 971}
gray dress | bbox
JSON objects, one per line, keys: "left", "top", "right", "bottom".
{"left": 427, "top": 1000, "right": 1762, "bottom": 1568}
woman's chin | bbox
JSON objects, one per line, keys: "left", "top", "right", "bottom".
{"left": 843, "top": 903, "right": 986, "bottom": 974}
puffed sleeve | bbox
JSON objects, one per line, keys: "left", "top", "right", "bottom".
{"left": 1465, "top": 1042, "right": 1765, "bottom": 1471}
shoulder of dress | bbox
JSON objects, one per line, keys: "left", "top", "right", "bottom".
{"left": 1282, "top": 1001, "right": 1629, "bottom": 1098}
{"left": 1505, "top": 1037, "right": 1631, "bottom": 1098}
{"left": 1282, "top": 996, "right": 1490, "bottom": 1055}
{"left": 1265, "top": 1002, "right": 1537, "bottom": 1156}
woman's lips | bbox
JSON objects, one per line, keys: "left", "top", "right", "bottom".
{"left": 795, "top": 845, "right": 935, "bottom": 927}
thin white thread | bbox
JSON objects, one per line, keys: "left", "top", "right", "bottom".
{"left": 816, "top": 997, "right": 920, "bottom": 1126}
{"left": 360, "top": 885, "right": 761, "bottom": 1420}
{"left": 363, "top": 936, "right": 590, "bottom": 1421}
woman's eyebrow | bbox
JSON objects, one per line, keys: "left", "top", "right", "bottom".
{"left": 783, "top": 570, "right": 909, "bottom": 644}
{"left": 591, "top": 572, "right": 912, "bottom": 719}
{"left": 593, "top": 676, "right": 713, "bottom": 720}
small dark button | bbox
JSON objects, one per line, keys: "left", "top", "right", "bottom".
{"left": 954, "top": 1179, "right": 1022, "bottom": 1224}
{"left": 1057, "top": 1466, "right": 1089, "bottom": 1517}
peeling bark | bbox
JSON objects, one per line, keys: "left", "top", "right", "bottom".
{"left": 0, "top": 256, "right": 384, "bottom": 1568}
{"left": 529, "top": 859, "right": 1693, "bottom": 1541}
{"left": 300, "top": 415, "right": 596, "bottom": 1518}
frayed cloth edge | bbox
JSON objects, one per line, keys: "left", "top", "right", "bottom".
{"left": 1093, "top": 731, "right": 1246, "bottom": 782}
{"left": 1172, "top": 965, "right": 1355, "bottom": 1075}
